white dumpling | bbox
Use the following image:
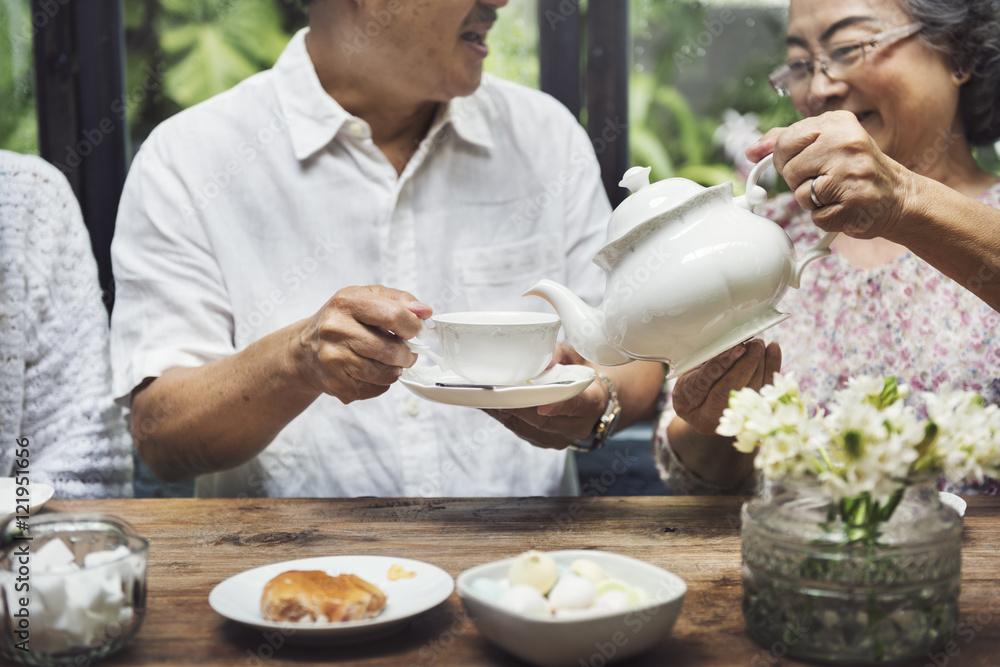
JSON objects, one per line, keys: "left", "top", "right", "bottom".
{"left": 498, "top": 584, "right": 551, "bottom": 618}
{"left": 548, "top": 573, "right": 596, "bottom": 610}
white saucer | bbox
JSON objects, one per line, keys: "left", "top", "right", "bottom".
{"left": 400, "top": 364, "right": 596, "bottom": 409}
{"left": 1, "top": 477, "right": 55, "bottom": 524}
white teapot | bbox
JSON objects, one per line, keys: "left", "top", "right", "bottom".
{"left": 525, "top": 155, "right": 836, "bottom": 377}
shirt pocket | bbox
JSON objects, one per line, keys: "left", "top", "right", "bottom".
{"left": 453, "top": 233, "right": 566, "bottom": 308}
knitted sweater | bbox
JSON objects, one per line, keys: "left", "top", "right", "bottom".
{"left": 0, "top": 151, "right": 132, "bottom": 498}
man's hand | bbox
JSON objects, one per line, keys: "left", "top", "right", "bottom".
{"left": 483, "top": 343, "right": 605, "bottom": 450}
{"left": 295, "top": 285, "right": 432, "bottom": 404}
{"left": 673, "top": 338, "right": 781, "bottom": 435}
{"left": 747, "top": 110, "right": 915, "bottom": 240}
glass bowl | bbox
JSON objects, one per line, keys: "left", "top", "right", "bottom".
{"left": 0, "top": 513, "right": 148, "bottom": 666}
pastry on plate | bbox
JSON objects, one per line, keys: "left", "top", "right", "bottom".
{"left": 261, "top": 570, "right": 387, "bottom": 622}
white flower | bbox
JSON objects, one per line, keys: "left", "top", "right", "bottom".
{"left": 712, "top": 109, "right": 771, "bottom": 184}
{"left": 721, "top": 373, "right": 1000, "bottom": 498}
{"left": 763, "top": 371, "right": 803, "bottom": 401}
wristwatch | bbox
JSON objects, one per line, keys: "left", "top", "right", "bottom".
{"left": 569, "top": 373, "right": 621, "bottom": 452}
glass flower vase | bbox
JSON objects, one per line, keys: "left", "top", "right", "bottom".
{"left": 740, "top": 476, "right": 961, "bottom": 664}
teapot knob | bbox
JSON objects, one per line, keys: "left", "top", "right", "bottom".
{"left": 619, "top": 166, "right": 652, "bottom": 194}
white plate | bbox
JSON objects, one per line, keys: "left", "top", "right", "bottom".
{"left": 0, "top": 477, "right": 55, "bottom": 523}
{"left": 209, "top": 555, "right": 454, "bottom": 644}
{"left": 400, "top": 364, "right": 596, "bottom": 409}
{"left": 939, "top": 491, "right": 967, "bottom": 517}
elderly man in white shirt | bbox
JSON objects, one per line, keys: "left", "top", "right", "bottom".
{"left": 110, "top": 0, "right": 664, "bottom": 498}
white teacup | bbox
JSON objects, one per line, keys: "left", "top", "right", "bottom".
{"left": 405, "top": 311, "right": 562, "bottom": 386}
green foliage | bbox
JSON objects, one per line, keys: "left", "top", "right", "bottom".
{"left": 629, "top": 73, "right": 675, "bottom": 180}
{"left": 0, "top": 0, "right": 38, "bottom": 154}
{"left": 484, "top": 0, "right": 539, "bottom": 88}
{"left": 975, "top": 144, "right": 1000, "bottom": 174}
{"left": 158, "top": 0, "right": 290, "bottom": 107}
{"left": 124, "top": 0, "right": 307, "bottom": 146}
{"left": 4, "top": 0, "right": 997, "bottom": 180}
{"left": 630, "top": 0, "right": 800, "bottom": 188}
{"left": 630, "top": 70, "right": 739, "bottom": 187}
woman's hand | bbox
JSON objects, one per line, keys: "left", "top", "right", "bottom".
{"left": 747, "top": 110, "right": 916, "bottom": 240}
{"left": 673, "top": 339, "right": 781, "bottom": 435}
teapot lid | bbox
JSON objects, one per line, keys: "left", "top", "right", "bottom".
{"left": 606, "top": 167, "right": 706, "bottom": 244}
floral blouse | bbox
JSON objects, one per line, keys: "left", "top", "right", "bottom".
{"left": 654, "top": 182, "right": 1000, "bottom": 496}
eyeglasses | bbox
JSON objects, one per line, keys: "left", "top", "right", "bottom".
{"left": 769, "top": 22, "right": 922, "bottom": 97}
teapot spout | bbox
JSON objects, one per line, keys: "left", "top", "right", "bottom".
{"left": 523, "top": 279, "right": 632, "bottom": 366}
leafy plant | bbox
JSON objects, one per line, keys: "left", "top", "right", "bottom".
{"left": 629, "top": 0, "right": 801, "bottom": 188}
{"left": 157, "top": 0, "right": 290, "bottom": 107}
{"left": 630, "top": 70, "right": 738, "bottom": 187}
{"left": 123, "top": 0, "right": 307, "bottom": 148}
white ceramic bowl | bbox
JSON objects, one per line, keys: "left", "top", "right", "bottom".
{"left": 456, "top": 550, "right": 686, "bottom": 667}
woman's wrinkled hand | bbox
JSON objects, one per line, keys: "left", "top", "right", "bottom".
{"left": 672, "top": 339, "right": 781, "bottom": 435}
{"left": 747, "top": 110, "right": 916, "bottom": 240}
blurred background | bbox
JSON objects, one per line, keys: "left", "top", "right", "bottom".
{"left": 4, "top": 0, "right": 999, "bottom": 496}
{"left": 5, "top": 0, "right": 996, "bottom": 184}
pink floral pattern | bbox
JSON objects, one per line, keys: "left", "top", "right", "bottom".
{"left": 654, "top": 182, "right": 1000, "bottom": 495}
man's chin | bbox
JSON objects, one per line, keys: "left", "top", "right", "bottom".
{"left": 432, "top": 70, "right": 484, "bottom": 103}
{"left": 453, "top": 69, "right": 484, "bottom": 97}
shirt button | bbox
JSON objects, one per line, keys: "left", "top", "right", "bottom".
{"left": 349, "top": 122, "right": 366, "bottom": 137}
{"left": 405, "top": 400, "right": 421, "bottom": 417}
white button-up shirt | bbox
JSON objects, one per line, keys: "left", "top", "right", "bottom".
{"left": 111, "top": 29, "right": 611, "bottom": 498}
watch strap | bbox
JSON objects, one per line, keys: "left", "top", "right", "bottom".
{"left": 569, "top": 372, "right": 620, "bottom": 452}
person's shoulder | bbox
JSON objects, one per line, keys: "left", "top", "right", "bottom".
{"left": 0, "top": 150, "right": 75, "bottom": 206}
{"left": 141, "top": 69, "right": 279, "bottom": 154}
{"left": 0, "top": 151, "right": 91, "bottom": 281}
{"left": 463, "top": 75, "right": 589, "bottom": 157}
{"left": 0, "top": 149, "right": 59, "bottom": 177}
{"left": 471, "top": 74, "right": 580, "bottom": 128}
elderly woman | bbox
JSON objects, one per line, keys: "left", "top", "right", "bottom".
{"left": 1, "top": 151, "right": 133, "bottom": 498}
{"left": 655, "top": 0, "right": 1000, "bottom": 494}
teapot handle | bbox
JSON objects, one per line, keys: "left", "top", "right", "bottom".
{"left": 790, "top": 231, "right": 838, "bottom": 289}
{"left": 734, "top": 153, "right": 774, "bottom": 210}
{"left": 737, "top": 153, "right": 839, "bottom": 289}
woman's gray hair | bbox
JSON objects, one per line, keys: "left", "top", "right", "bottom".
{"left": 901, "top": 0, "right": 1000, "bottom": 145}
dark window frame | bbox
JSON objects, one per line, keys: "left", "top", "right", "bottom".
{"left": 32, "top": 0, "right": 127, "bottom": 314}
{"left": 539, "top": 0, "right": 630, "bottom": 206}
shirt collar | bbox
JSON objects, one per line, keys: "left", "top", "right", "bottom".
{"left": 275, "top": 29, "right": 495, "bottom": 161}
{"left": 435, "top": 83, "right": 495, "bottom": 150}
{"left": 274, "top": 29, "right": 350, "bottom": 161}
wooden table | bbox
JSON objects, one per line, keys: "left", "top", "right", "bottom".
{"left": 34, "top": 496, "right": 1000, "bottom": 666}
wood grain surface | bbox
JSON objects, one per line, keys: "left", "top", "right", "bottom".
{"left": 33, "top": 496, "right": 1000, "bottom": 667}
